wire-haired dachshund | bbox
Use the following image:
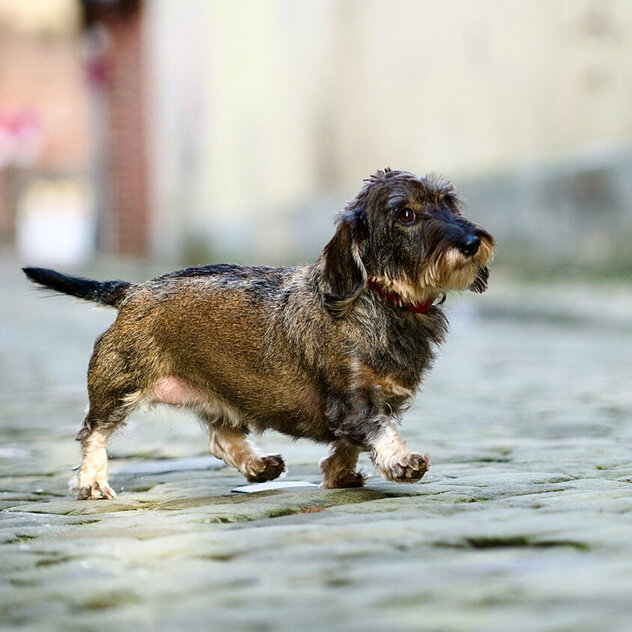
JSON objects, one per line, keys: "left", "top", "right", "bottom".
{"left": 24, "top": 169, "right": 495, "bottom": 499}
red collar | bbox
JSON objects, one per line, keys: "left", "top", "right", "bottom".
{"left": 367, "top": 278, "right": 438, "bottom": 314}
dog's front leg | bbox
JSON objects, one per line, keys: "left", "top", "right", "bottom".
{"left": 319, "top": 440, "right": 366, "bottom": 489}
{"left": 329, "top": 392, "right": 428, "bottom": 485}
{"left": 207, "top": 424, "right": 286, "bottom": 483}
{"left": 369, "top": 422, "right": 429, "bottom": 483}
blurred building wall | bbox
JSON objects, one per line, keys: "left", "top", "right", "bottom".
{"left": 0, "top": 0, "right": 89, "bottom": 247}
{"left": 147, "top": 0, "right": 632, "bottom": 267}
{"left": 84, "top": 0, "right": 149, "bottom": 255}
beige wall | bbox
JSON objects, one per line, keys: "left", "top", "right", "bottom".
{"left": 147, "top": 0, "right": 632, "bottom": 260}
{"left": 0, "top": 0, "right": 87, "bottom": 171}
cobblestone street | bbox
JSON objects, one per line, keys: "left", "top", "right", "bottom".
{"left": 1, "top": 259, "right": 632, "bottom": 632}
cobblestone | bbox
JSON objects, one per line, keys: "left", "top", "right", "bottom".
{"left": 1, "top": 259, "right": 631, "bottom": 631}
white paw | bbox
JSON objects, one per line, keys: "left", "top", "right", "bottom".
{"left": 69, "top": 475, "right": 117, "bottom": 500}
{"left": 376, "top": 452, "right": 429, "bottom": 483}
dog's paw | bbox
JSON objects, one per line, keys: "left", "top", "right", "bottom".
{"left": 246, "top": 454, "right": 286, "bottom": 483}
{"left": 379, "top": 452, "right": 429, "bottom": 483}
{"left": 69, "top": 476, "right": 117, "bottom": 500}
{"left": 321, "top": 469, "right": 367, "bottom": 489}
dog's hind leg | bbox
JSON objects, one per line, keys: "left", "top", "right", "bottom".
{"left": 70, "top": 391, "right": 139, "bottom": 500}
{"left": 70, "top": 425, "right": 118, "bottom": 500}
{"left": 319, "top": 440, "right": 366, "bottom": 489}
{"left": 70, "top": 333, "right": 141, "bottom": 500}
{"left": 206, "top": 421, "right": 286, "bottom": 483}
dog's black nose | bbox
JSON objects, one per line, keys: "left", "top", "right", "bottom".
{"left": 457, "top": 235, "right": 480, "bottom": 257}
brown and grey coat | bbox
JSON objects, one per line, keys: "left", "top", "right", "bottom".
{"left": 24, "top": 169, "right": 495, "bottom": 499}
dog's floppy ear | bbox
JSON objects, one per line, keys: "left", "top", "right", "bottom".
{"left": 468, "top": 266, "right": 489, "bottom": 293}
{"left": 320, "top": 209, "right": 367, "bottom": 318}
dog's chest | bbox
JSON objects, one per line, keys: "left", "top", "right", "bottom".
{"left": 367, "top": 312, "right": 445, "bottom": 388}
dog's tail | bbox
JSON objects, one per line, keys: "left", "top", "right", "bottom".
{"left": 23, "top": 267, "right": 133, "bottom": 309}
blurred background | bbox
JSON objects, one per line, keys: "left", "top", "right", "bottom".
{"left": 2, "top": 0, "right": 632, "bottom": 274}
{"left": 3, "top": 4, "right": 632, "bottom": 630}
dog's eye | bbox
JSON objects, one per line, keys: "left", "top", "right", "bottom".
{"left": 397, "top": 208, "right": 417, "bottom": 225}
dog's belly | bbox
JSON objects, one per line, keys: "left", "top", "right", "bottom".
{"left": 248, "top": 386, "right": 333, "bottom": 442}
{"left": 149, "top": 374, "right": 332, "bottom": 442}
{"left": 151, "top": 376, "right": 206, "bottom": 406}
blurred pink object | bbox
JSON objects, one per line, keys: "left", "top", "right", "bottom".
{"left": 0, "top": 107, "right": 43, "bottom": 168}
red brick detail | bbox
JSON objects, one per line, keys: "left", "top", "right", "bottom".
{"left": 103, "top": 6, "right": 149, "bottom": 255}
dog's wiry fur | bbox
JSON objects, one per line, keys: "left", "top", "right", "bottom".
{"left": 24, "top": 169, "right": 495, "bottom": 499}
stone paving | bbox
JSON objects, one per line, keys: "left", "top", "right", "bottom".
{"left": 1, "top": 259, "right": 632, "bottom": 631}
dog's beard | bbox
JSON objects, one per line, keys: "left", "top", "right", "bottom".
{"left": 370, "top": 273, "right": 439, "bottom": 304}
{"left": 422, "top": 238, "right": 495, "bottom": 293}
{"left": 371, "top": 259, "right": 481, "bottom": 304}
{"left": 374, "top": 238, "right": 494, "bottom": 302}
{"left": 421, "top": 251, "right": 478, "bottom": 292}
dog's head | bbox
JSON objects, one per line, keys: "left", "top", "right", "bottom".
{"left": 319, "top": 169, "right": 496, "bottom": 317}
